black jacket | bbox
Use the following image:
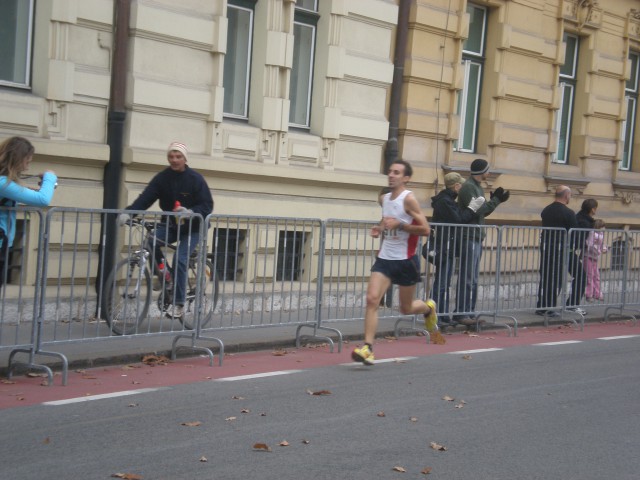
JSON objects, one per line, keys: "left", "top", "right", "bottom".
{"left": 540, "top": 201, "right": 578, "bottom": 249}
{"left": 575, "top": 210, "right": 595, "bottom": 250}
{"left": 429, "top": 188, "right": 477, "bottom": 257}
{"left": 127, "top": 166, "right": 214, "bottom": 230}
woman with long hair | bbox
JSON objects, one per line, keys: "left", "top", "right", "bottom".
{"left": 0, "top": 136, "right": 57, "bottom": 284}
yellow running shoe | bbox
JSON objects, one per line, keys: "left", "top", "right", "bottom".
{"left": 423, "top": 299, "right": 438, "bottom": 332}
{"left": 352, "top": 344, "right": 375, "bottom": 365}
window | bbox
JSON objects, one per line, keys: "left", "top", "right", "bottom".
{"left": 621, "top": 51, "right": 639, "bottom": 171}
{"left": 554, "top": 33, "right": 579, "bottom": 164}
{"left": 212, "top": 228, "right": 246, "bottom": 281}
{"left": 289, "top": 2, "right": 318, "bottom": 128}
{"left": 276, "top": 231, "right": 305, "bottom": 281}
{"left": 0, "top": 0, "right": 34, "bottom": 88}
{"left": 454, "top": 4, "right": 486, "bottom": 153}
{"left": 224, "top": 0, "right": 256, "bottom": 119}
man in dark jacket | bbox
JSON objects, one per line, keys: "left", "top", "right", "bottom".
{"left": 536, "top": 186, "right": 586, "bottom": 316}
{"left": 430, "top": 172, "right": 484, "bottom": 327}
{"left": 454, "top": 159, "right": 509, "bottom": 324}
{"left": 118, "top": 142, "right": 214, "bottom": 319}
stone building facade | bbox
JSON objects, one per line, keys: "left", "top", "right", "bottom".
{"left": 1, "top": 0, "right": 639, "bottom": 282}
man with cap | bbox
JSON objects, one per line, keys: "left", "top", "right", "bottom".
{"left": 429, "top": 172, "right": 485, "bottom": 329}
{"left": 454, "top": 159, "right": 509, "bottom": 326}
{"left": 118, "top": 142, "right": 214, "bottom": 319}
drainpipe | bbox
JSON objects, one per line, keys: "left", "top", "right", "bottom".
{"left": 96, "top": 0, "right": 130, "bottom": 300}
{"left": 384, "top": 0, "right": 411, "bottom": 171}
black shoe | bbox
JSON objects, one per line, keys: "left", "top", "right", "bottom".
{"left": 535, "top": 310, "right": 560, "bottom": 318}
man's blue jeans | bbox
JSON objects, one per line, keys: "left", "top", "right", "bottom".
{"left": 154, "top": 225, "right": 200, "bottom": 306}
{"left": 454, "top": 237, "right": 482, "bottom": 318}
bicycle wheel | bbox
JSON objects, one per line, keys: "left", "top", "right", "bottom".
{"left": 181, "top": 260, "right": 219, "bottom": 330}
{"left": 104, "top": 258, "right": 152, "bottom": 335}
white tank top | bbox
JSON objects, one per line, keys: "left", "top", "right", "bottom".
{"left": 378, "top": 189, "right": 418, "bottom": 260}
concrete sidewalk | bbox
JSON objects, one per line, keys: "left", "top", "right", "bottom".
{"left": 2, "top": 304, "right": 634, "bottom": 377}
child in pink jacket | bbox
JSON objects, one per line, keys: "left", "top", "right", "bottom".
{"left": 584, "top": 219, "right": 606, "bottom": 301}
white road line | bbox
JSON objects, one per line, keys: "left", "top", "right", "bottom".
{"left": 597, "top": 335, "right": 640, "bottom": 340}
{"left": 534, "top": 341, "right": 582, "bottom": 346}
{"left": 43, "top": 388, "right": 167, "bottom": 406}
{"left": 341, "top": 357, "right": 417, "bottom": 366}
{"left": 447, "top": 348, "right": 503, "bottom": 355}
{"left": 216, "top": 370, "right": 302, "bottom": 382}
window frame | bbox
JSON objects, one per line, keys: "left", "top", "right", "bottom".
{"left": 289, "top": 5, "right": 319, "bottom": 129}
{"left": 0, "top": 0, "right": 35, "bottom": 89}
{"left": 223, "top": 0, "right": 256, "bottom": 120}
{"left": 553, "top": 33, "right": 579, "bottom": 165}
{"left": 620, "top": 51, "right": 639, "bottom": 171}
{"left": 454, "top": 3, "right": 487, "bottom": 153}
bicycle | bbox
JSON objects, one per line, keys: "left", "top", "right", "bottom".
{"left": 103, "top": 217, "right": 219, "bottom": 335}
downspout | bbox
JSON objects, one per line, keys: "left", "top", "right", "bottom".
{"left": 384, "top": 0, "right": 411, "bottom": 171}
{"left": 96, "top": 0, "right": 130, "bottom": 300}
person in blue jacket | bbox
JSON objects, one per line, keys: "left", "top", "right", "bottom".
{"left": 0, "top": 136, "right": 57, "bottom": 285}
{"left": 118, "top": 142, "right": 213, "bottom": 319}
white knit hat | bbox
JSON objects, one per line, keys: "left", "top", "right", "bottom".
{"left": 167, "top": 142, "right": 188, "bottom": 161}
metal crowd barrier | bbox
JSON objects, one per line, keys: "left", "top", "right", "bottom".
{"left": 1, "top": 207, "right": 639, "bottom": 386}
{"left": 198, "top": 215, "right": 342, "bottom": 350}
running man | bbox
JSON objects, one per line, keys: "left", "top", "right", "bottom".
{"left": 352, "top": 159, "right": 437, "bottom": 365}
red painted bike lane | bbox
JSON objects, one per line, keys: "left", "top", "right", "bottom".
{"left": 0, "top": 320, "right": 637, "bottom": 410}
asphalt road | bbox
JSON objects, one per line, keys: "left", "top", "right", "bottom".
{"left": 1, "top": 325, "right": 639, "bottom": 479}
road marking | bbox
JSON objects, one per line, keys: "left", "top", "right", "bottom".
{"left": 597, "top": 335, "right": 640, "bottom": 340}
{"left": 43, "top": 388, "right": 167, "bottom": 406}
{"left": 447, "top": 348, "right": 503, "bottom": 355}
{"left": 341, "top": 357, "right": 417, "bottom": 366}
{"left": 216, "top": 370, "right": 302, "bottom": 382}
{"left": 534, "top": 341, "right": 582, "bottom": 346}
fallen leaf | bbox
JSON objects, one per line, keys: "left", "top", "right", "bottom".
{"left": 421, "top": 467, "right": 433, "bottom": 475}
{"left": 302, "top": 439, "right": 310, "bottom": 444}
{"left": 260, "top": 412, "right": 267, "bottom": 416}
{"left": 462, "top": 355, "right": 472, "bottom": 360}
{"left": 181, "top": 421, "right": 202, "bottom": 427}
{"left": 241, "top": 408, "right": 250, "bottom": 414}
{"left": 430, "top": 331, "right": 446, "bottom": 345}
{"left": 377, "top": 411, "right": 386, "bottom": 417}
{"left": 306, "top": 389, "right": 332, "bottom": 396}
{"left": 253, "top": 443, "right": 272, "bottom": 452}
{"left": 430, "top": 441, "right": 447, "bottom": 451}
{"left": 26, "top": 372, "right": 47, "bottom": 378}
{"left": 0, "top": 379, "right": 16, "bottom": 384}
{"left": 226, "top": 416, "right": 237, "bottom": 421}
{"left": 272, "top": 350, "right": 288, "bottom": 356}
{"left": 199, "top": 456, "right": 207, "bottom": 462}
{"left": 111, "top": 474, "right": 143, "bottom": 480}
{"left": 128, "top": 403, "right": 138, "bottom": 408}
{"left": 410, "top": 417, "right": 418, "bottom": 422}
{"left": 142, "top": 354, "right": 170, "bottom": 366}
{"left": 384, "top": 335, "right": 397, "bottom": 340}
{"left": 455, "top": 403, "right": 465, "bottom": 409}
{"left": 442, "top": 395, "right": 455, "bottom": 402}
{"left": 232, "top": 395, "right": 245, "bottom": 400}
{"left": 392, "top": 466, "right": 406, "bottom": 472}
{"left": 43, "top": 437, "right": 50, "bottom": 444}
{"left": 279, "top": 440, "right": 290, "bottom": 447}
{"left": 81, "top": 376, "right": 98, "bottom": 380}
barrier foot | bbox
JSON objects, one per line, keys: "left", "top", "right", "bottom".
{"left": 560, "top": 310, "right": 584, "bottom": 331}
{"left": 7, "top": 348, "right": 69, "bottom": 386}
{"left": 296, "top": 323, "right": 341, "bottom": 353}
{"left": 603, "top": 306, "right": 638, "bottom": 326}
{"left": 394, "top": 315, "right": 430, "bottom": 344}
{"left": 171, "top": 332, "right": 224, "bottom": 366}
{"left": 477, "top": 314, "right": 516, "bottom": 337}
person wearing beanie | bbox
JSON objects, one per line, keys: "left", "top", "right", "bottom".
{"left": 118, "top": 142, "right": 214, "bottom": 320}
{"left": 454, "top": 159, "right": 510, "bottom": 326}
{"left": 428, "top": 172, "right": 485, "bottom": 329}
{"left": 352, "top": 159, "right": 437, "bottom": 365}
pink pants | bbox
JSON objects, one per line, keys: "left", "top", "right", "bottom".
{"left": 584, "top": 256, "right": 601, "bottom": 300}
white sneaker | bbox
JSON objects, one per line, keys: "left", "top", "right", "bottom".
{"left": 166, "top": 304, "right": 184, "bottom": 318}
{"left": 566, "top": 307, "right": 586, "bottom": 315}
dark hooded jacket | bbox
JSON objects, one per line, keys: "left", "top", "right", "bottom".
{"left": 428, "top": 188, "right": 478, "bottom": 258}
